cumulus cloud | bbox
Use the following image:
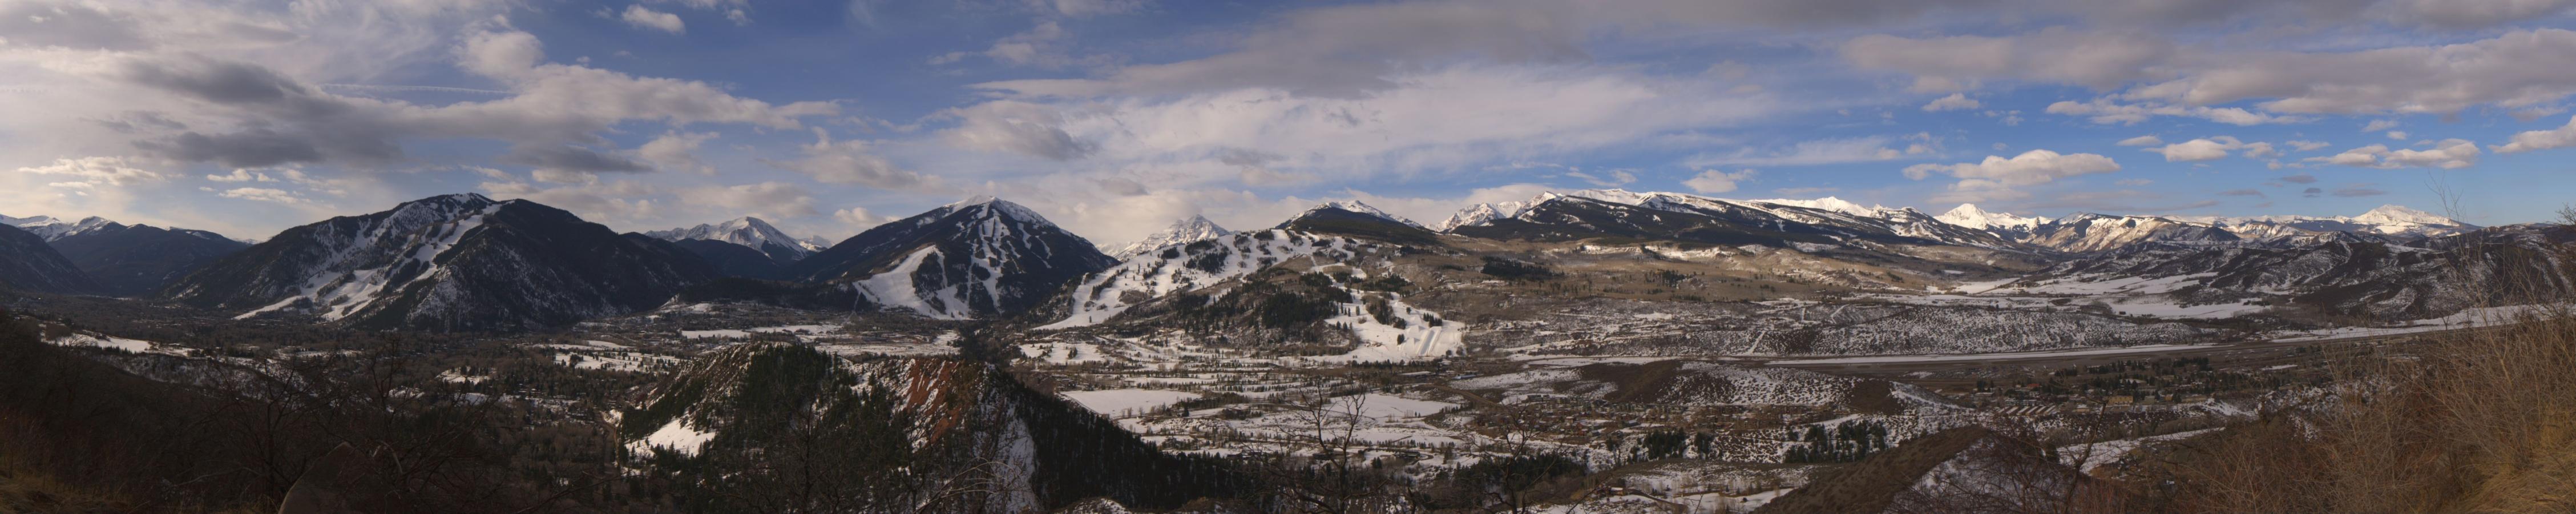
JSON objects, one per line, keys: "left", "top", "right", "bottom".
{"left": 2149, "top": 136, "right": 2274, "bottom": 162}
{"left": 2116, "top": 135, "right": 2165, "bottom": 146}
{"left": 2314, "top": 139, "right": 2481, "bottom": 168}
{"left": 620, "top": 5, "right": 685, "bottom": 34}
{"left": 1921, "top": 93, "right": 1980, "bottom": 111}
{"left": 1904, "top": 149, "right": 2121, "bottom": 186}
{"left": 1683, "top": 169, "right": 1755, "bottom": 194}
{"left": 2497, "top": 115, "right": 2576, "bottom": 153}
{"left": 639, "top": 131, "right": 718, "bottom": 174}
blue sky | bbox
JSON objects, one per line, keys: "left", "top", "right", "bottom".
{"left": 5, "top": 0, "right": 2576, "bottom": 245}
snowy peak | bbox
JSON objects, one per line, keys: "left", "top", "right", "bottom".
{"left": 1112, "top": 215, "right": 1232, "bottom": 259}
{"left": 1751, "top": 196, "right": 1887, "bottom": 217}
{"left": 786, "top": 196, "right": 1115, "bottom": 319}
{"left": 2352, "top": 204, "right": 2463, "bottom": 228}
{"left": 645, "top": 216, "right": 814, "bottom": 263}
{"left": 164, "top": 194, "right": 717, "bottom": 331}
{"left": 1936, "top": 203, "right": 2049, "bottom": 231}
{"left": 2, "top": 215, "right": 125, "bottom": 241}
{"left": 1294, "top": 200, "right": 1422, "bottom": 228}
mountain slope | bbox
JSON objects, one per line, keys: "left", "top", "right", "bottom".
{"left": 2016, "top": 213, "right": 2240, "bottom": 253}
{"left": 644, "top": 216, "right": 814, "bottom": 265}
{"left": 2034, "top": 226, "right": 2573, "bottom": 319}
{"left": 786, "top": 197, "right": 1116, "bottom": 319}
{"left": 1, "top": 214, "right": 120, "bottom": 240}
{"left": 1112, "top": 215, "right": 1231, "bottom": 259}
{"left": 621, "top": 344, "right": 1246, "bottom": 511}
{"left": 1443, "top": 190, "right": 2012, "bottom": 249}
{"left": 163, "top": 194, "right": 718, "bottom": 331}
{"left": 0, "top": 223, "right": 100, "bottom": 294}
{"left": 667, "top": 238, "right": 790, "bottom": 280}
{"left": 1276, "top": 200, "right": 1441, "bottom": 246}
{"left": 49, "top": 224, "right": 250, "bottom": 296}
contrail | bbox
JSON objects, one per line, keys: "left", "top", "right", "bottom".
{"left": 318, "top": 83, "right": 511, "bottom": 95}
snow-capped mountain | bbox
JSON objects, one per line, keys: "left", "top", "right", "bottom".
{"left": 1935, "top": 204, "right": 2052, "bottom": 232}
{"left": 0, "top": 223, "right": 100, "bottom": 295}
{"left": 2034, "top": 224, "right": 2573, "bottom": 319}
{"left": 1751, "top": 196, "right": 1891, "bottom": 217}
{"left": 164, "top": 194, "right": 718, "bottom": 331}
{"left": 0, "top": 214, "right": 251, "bottom": 296}
{"left": 1, "top": 214, "right": 121, "bottom": 241}
{"left": 1045, "top": 230, "right": 1371, "bottom": 328}
{"left": 2207, "top": 205, "right": 2476, "bottom": 239}
{"left": 1276, "top": 200, "right": 1442, "bottom": 245}
{"left": 1111, "top": 215, "right": 1232, "bottom": 259}
{"left": 644, "top": 216, "right": 814, "bottom": 264}
{"left": 785, "top": 197, "right": 1116, "bottom": 319}
{"left": 2015, "top": 213, "right": 2239, "bottom": 253}
{"left": 1440, "top": 189, "right": 2011, "bottom": 249}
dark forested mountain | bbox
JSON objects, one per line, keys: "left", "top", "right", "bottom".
{"left": 163, "top": 194, "right": 718, "bottom": 332}
{"left": 786, "top": 197, "right": 1115, "bottom": 319}
{"left": 644, "top": 216, "right": 817, "bottom": 266}
{"left": 0, "top": 223, "right": 99, "bottom": 295}
{"left": 49, "top": 223, "right": 250, "bottom": 296}
{"left": 668, "top": 238, "right": 791, "bottom": 280}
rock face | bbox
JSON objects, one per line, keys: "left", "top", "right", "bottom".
{"left": 0, "top": 223, "right": 100, "bottom": 295}
{"left": 163, "top": 194, "right": 718, "bottom": 332}
{"left": 47, "top": 223, "right": 249, "bottom": 296}
{"left": 786, "top": 197, "right": 1116, "bottom": 319}
{"left": 1111, "top": 215, "right": 1231, "bottom": 259}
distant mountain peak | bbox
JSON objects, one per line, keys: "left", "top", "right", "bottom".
{"left": 1936, "top": 203, "right": 2050, "bottom": 230}
{"left": 786, "top": 198, "right": 1113, "bottom": 319}
{"left": 1752, "top": 196, "right": 1887, "bottom": 217}
{"left": 1299, "top": 200, "right": 1422, "bottom": 228}
{"left": 2353, "top": 204, "right": 2460, "bottom": 227}
{"left": 1113, "top": 215, "right": 1232, "bottom": 258}
{"left": 646, "top": 215, "right": 815, "bottom": 266}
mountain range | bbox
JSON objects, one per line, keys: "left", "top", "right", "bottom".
{"left": 0, "top": 187, "right": 2522, "bottom": 332}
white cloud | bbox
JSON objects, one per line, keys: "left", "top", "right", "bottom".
{"left": 16, "top": 156, "right": 160, "bottom": 186}
{"left": 2149, "top": 136, "right": 2274, "bottom": 162}
{"left": 216, "top": 187, "right": 305, "bottom": 204}
{"left": 2362, "top": 119, "right": 2400, "bottom": 132}
{"left": 679, "top": 182, "right": 818, "bottom": 219}
{"left": 1683, "top": 169, "right": 1755, "bottom": 194}
{"left": 2045, "top": 98, "right": 2306, "bottom": 126}
{"left": 1904, "top": 150, "right": 2121, "bottom": 186}
{"left": 937, "top": 100, "right": 1097, "bottom": 160}
{"left": 2314, "top": 139, "right": 2481, "bottom": 168}
{"left": 2386, "top": 131, "right": 2408, "bottom": 140}
{"left": 1921, "top": 93, "right": 1980, "bottom": 111}
{"left": 205, "top": 168, "right": 277, "bottom": 182}
{"left": 2287, "top": 140, "right": 2332, "bottom": 151}
{"left": 1686, "top": 134, "right": 1935, "bottom": 167}
{"left": 620, "top": 5, "right": 686, "bottom": 34}
{"left": 639, "top": 131, "right": 718, "bottom": 174}
{"left": 2116, "top": 135, "right": 2165, "bottom": 146}
{"left": 2497, "top": 115, "right": 2576, "bottom": 153}
{"left": 766, "top": 128, "right": 932, "bottom": 190}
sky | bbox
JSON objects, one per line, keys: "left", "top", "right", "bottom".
{"left": 7, "top": 0, "right": 2576, "bottom": 246}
